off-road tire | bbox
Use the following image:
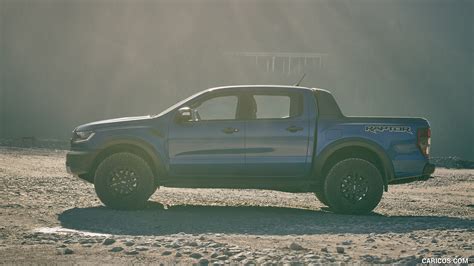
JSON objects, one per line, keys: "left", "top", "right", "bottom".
{"left": 94, "top": 152, "right": 155, "bottom": 210}
{"left": 324, "top": 158, "right": 383, "bottom": 214}
{"left": 314, "top": 185, "right": 329, "bottom": 206}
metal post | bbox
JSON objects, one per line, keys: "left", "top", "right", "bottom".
{"left": 299, "top": 57, "right": 302, "bottom": 73}
{"left": 288, "top": 56, "right": 291, "bottom": 74}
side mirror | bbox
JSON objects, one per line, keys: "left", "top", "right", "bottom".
{"left": 177, "top": 107, "right": 193, "bottom": 122}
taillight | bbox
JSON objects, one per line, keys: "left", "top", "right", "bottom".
{"left": 417, "top": 127, "right": 431, "bottom": 158}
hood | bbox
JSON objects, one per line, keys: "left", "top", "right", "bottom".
{"left": 75, "top": 115, "right": 153, "bottom": 132}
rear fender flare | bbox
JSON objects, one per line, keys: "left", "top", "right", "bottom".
{"left": 314, "top": 138, "right": 394, "bottom": 191}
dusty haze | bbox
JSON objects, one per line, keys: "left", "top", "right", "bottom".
{"left": 0, "top": 0, "right": 472, "bottom": 159}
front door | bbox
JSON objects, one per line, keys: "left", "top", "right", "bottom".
{"left": 244, "top": 90, "right": 310, "bottom": 177}
{"left": 168, "top": 93, "right": 245, "bottom": 177}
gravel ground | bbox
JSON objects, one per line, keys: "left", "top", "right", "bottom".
{"left": 0, "top": 147, "right": 473, "bottom": 264}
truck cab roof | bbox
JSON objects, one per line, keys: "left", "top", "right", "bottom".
{"left": 207, "top": 84, "right": 322, "bottom": 92}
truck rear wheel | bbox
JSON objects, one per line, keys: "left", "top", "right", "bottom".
{"left": 324, "top": 158, "right": 383, "bottom": 214}
{"left": 94, "top": 152, "right": 155, "bottom": 210}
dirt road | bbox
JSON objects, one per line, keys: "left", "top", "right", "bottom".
{"left": 0, "top": 147, "right": 472, "bottom": 264}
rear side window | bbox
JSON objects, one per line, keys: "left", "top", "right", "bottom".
{"left": 249, "top": 93, "right": 303, "bottom": 120}
{"left": 254, "top": 95, "right": 291, "bottom": 119}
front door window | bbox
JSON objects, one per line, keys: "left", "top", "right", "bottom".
{"left": 194, "top": 95, "right": 238, "bottom": 121}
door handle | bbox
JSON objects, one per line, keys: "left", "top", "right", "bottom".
{"left": 222, "top": 127, "right": 239, "bottom": 134}
{"left": 286, "top": 126, "right": 304, "bottom": 132}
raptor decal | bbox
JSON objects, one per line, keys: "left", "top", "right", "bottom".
{"left": 365, "top": 125, "right": 413, "bottom": 134}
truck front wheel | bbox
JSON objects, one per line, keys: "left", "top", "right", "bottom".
{"left": 94, "top": 152, "right": 155, "bottom": 210}
{"left": 324, "top": 158, "right": 383, "bottom": 214}
{"left": 314, "top": 186, "right": 329, "bottom": 206}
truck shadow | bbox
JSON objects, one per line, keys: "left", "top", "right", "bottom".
{"left": 58, "top": 202, "right": 473, "bottom": 236}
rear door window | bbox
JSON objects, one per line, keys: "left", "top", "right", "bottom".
{"left": 249, "top": 93, "right": 303, "bottom": 120}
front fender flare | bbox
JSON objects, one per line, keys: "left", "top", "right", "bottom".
{"left": 95, "top": 137, "right": 167, "bottom": 179}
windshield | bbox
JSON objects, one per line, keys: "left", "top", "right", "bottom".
{"left": 153, "top": 89, "right": 208, "bottom": 117}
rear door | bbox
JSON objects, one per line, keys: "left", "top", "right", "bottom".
{"left": 244, "top": 88, "right": 310, "bottom": 177}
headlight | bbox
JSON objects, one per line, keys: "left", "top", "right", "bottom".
{"left": 72, "top": 130, "right": 95, "bottom": 143}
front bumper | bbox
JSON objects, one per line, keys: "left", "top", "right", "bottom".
{"left": 66, "top": 150, "right": 97, "bottom": 176}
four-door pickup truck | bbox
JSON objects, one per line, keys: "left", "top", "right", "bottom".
{"left": 66, "top": 85, "right": 435, "bottom": 214}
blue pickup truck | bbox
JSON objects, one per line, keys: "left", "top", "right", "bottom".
{"left": 66, "top": 85, "right": 434, "bottom": 214}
